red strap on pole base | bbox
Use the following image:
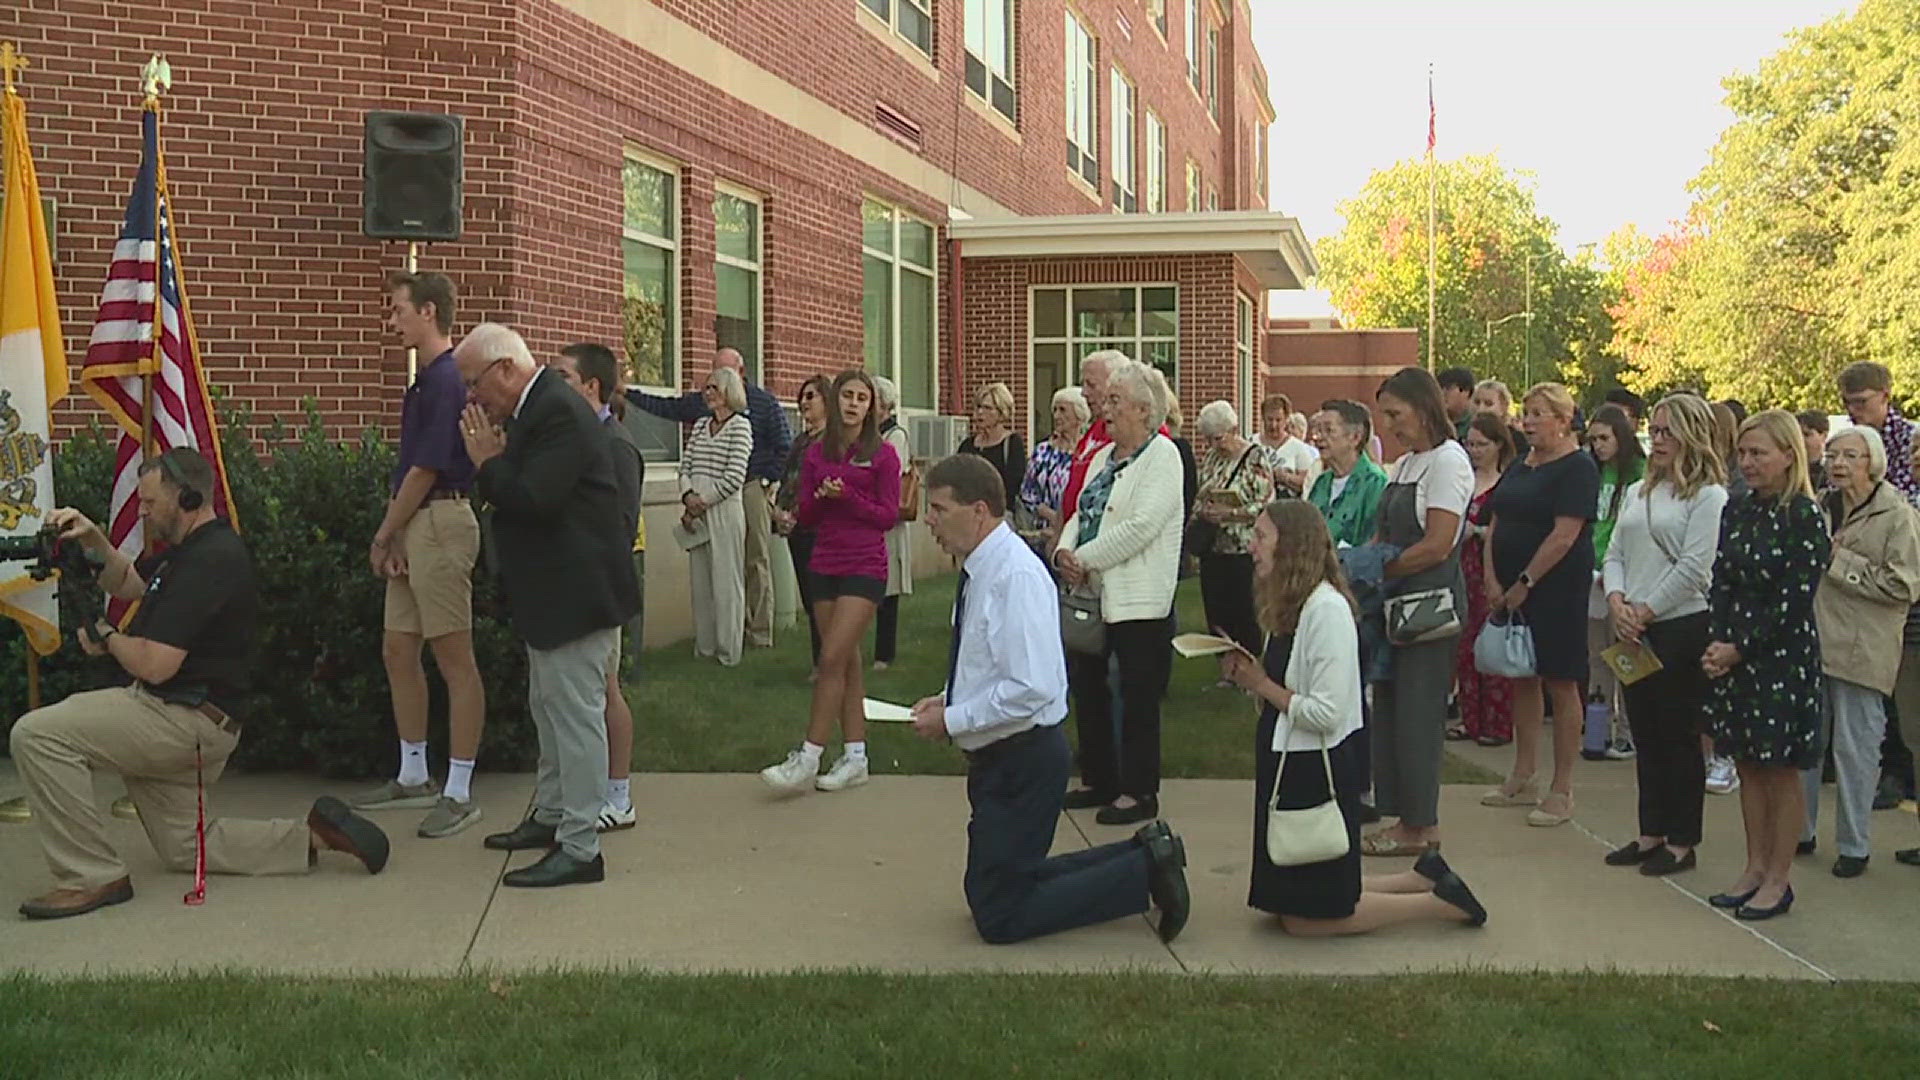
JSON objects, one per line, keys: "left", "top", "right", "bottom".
{"left": 183, "top": 741, "right": 206, "bottom": 906}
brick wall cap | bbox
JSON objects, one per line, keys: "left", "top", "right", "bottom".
{"left": 949, "top": 210, "right": 1317, "bottom": 288}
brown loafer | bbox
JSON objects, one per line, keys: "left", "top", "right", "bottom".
{"left": 19, "top": 876, "right": 134, "bottom": 920}
{"left": 308, "top": 796, "right": 391, "bottom": 874}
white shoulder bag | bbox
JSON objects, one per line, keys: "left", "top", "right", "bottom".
{"left": 1266, "top": 733, "right": 1352, "bottom": 866}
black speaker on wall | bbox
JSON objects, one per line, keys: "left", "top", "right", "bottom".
{"left": 362, "top": 111, "right": 464, "bottom": 241}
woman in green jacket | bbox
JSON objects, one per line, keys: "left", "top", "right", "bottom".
{"left": 1307, "top": 400, "right": 1388, "bottom": 548}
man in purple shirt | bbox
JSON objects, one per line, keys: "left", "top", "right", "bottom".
{"left": 347, "top": 271, "right": 487, "bottom": 841}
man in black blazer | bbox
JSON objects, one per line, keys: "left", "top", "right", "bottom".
{"left": 453, "top": 323, "right": 640, "bottom": 887}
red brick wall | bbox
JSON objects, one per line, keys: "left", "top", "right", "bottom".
{"left": 1266, "top": 327, "right": 1422, "bottom": 457}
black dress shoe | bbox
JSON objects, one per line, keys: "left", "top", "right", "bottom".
{"left": 1735, "top": 887, "right": 1794, "bottom": 920}
{"left": 1895, "top": 847, "right": 1920, "bottom": 866}
{"left": 1796, "top": 839, "right": 1817, "bottom": 856}
{"left": 1872, "top": 775, "right": 1903, "bottom": 811}
{"left": 1604, "top": 841, "right": 1658, "bottom": 866}
{"left": 1639, "top": 847, "right": 1696, "bottom": 877}
{"left": 1832, "top": 855, "right": 1869, "bottom": 878}
{"left": 1131, "top": 820, "right": 1172, "bottom": 847}
{"left": 484, "top": 816, "right": 558, "bottom": 851}
{"left": 1433, "top": 871, "right": 1487, "bottom": 927}
{"left": 1096, "top": 796, "right": 1158, "bottom": 826}
{"left": 1356, "top": 801, "right": 1383, "bottom": 825}
{"left": 502, "top": 847, "right": 606, "bottom": 888}
{"left": 1141, "top": 828, "right": 1189, "bottom": 943}
{"left": 1413, "top": 848, "right": 1452, "bottom": 884}
{"left": 1062, "top": 788, "right": 1113, "bottom": 810}
{"left": 308, "top": 796, "right": 390, "bottom": 874}
{"left": 1708, "top": 886, "right": 1759, "bottom": 909}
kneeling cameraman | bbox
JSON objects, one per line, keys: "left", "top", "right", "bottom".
{"left": 10, "top": 448, "right": 389, "bottom": 920}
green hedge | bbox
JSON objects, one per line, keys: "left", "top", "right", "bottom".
{"left": 1, "top": 404, "right": 540, "bottom": 777}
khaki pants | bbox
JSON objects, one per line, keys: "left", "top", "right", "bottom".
{"left": 9, "top": 687, "right": 310, "bottom": 890}
{"left": 690, "top": 493, "right": 747, "bottom": 666}
{"left": 743, "top": 481, "right": 774, "bottom": 647}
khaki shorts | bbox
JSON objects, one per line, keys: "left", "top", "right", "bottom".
{"left": 384, "top": 497, "right": 480, "bottom": 639}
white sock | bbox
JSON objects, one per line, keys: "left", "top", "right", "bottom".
{"left": 845, "top": 741, "right": 867, "bottom": 761}
{"left": 445, "top": 759, "right": 475, "bottom": 803}
{"left": 608, "top": 777, "right": 631, "bottom": 810}
{"left": 800, "top": 741, "right": 825, "bottom": 764}
{"left": 397, "top": 740, "right": 430, "bottom": 787}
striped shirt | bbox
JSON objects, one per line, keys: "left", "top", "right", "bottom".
{"left": 678, "top": 411, "right": 752, "bottom": 503}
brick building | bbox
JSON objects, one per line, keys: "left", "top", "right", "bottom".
{"left": 1265, "top": 320, "right": 1420, "bottom": 457}
{"left": 11, "top": 0, "right": 1314, "bottom": 640}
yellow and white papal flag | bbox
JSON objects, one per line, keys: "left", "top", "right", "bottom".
{"left": 0, "top": 71, "right": 69, "bottom": 656}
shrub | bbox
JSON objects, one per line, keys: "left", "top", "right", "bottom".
{"left": 1, "top": 402, "right": 540, "bottom": 777}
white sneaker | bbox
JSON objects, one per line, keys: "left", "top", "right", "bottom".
{"left": 760, "top": 751, "right": 820, "bottom": 792}
{"left": 1705, "top": 756, "right": 1740, "bottom": 795}
{"left": 1604, "top": 737, "right": 1637, "bottom": 761}
{"left": 596, "top": 801, "right": 636, "bottom": 832}
{"left": 815, "top": 755, "right": 870, "bottom": 792}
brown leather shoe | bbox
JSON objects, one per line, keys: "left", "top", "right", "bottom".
{"left": 19, "top": 877, "right": 134, "bottom": 920}
{"left": 308, "top": 796, "right": 390, "bottom": 874}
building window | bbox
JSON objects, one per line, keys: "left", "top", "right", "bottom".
{"left": 1144, "top": 110, "right": 1166, "bottom": 213}
{"left": 965, "top": 0, "right": 1016, "bottom": 121}
{"left": 862, "top": 0, "right": 933, "bottom": 56}
{"left": 1207, "top": 184, "right": 1219, "bottom": 211}
{"left": 1256, "top": 124, "right": 1268, "bottom": 202}
{"left": 714, "top": 186, "right": 762, "bottom": 383}
{"left": 1030, "top": 285, "right": 1178, "bottom": 436}
{"left": 1206, "top": 24, "right": 1220, "bottom": 120}
{"left": 1110, "top": 68, "right": 1137, "bottom": 212}
{"left": 622, "top": 152, "right": 682, "bottom": 461}
{"left": 1147, "top": 0, "right": 1167, "bottom": 38}
{"left": 1064, "top": 12, "right": 1098, "bottom": 187}
{"left": 863, "top": 200, "right": 938, "bottom": 411}
{"left": 1186, "top": 0, "right": 1202, "bottom": 91}
{"left": 1236, "top": 292, "right": 1255, "bottom": 424}
{"left": 1186, "top": 160, "right": 1201, "bottom": 211}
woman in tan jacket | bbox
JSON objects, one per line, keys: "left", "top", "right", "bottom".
{"left": 1801, "top": 424, "right": 1920, "bottom": 878}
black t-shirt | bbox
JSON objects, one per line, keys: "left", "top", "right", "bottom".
{"left": 1484, "top": 449, "right": 1599, "bottom": 589}
{"left": 126, "top": 519, "right": 258, "bottom": 711}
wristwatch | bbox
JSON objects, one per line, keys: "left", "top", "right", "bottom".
{"left": 1517, "top": 571, "right": 1535, "bottom": 588}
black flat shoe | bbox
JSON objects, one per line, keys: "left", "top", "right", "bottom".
{"left": 501, "top": 847, "right": 605, "bottom": 888}
{"left": 1062, "top": 788, "right": 1113, "bottom": 810}
{"left": 1708, "top": 886, "right": 1759, "bottom": 909}
{"left": 1604, "top": 841, "right": 1658, "bottom": 866}
{"left": 1832, "top": 855, "right": 1869, "bottom": 878}
{"left": 1735, "top": 887, "right": 1794, "bottom": 920}
{"left": 1639, "top": 847, "right": 1696, "bottom": 877}
{"left": 1131, "top": 820, "right": 1173, "bottom": 847}
{"left": 1141, "top": 828, "right": 1190, "bottom": 943}
{"left": 1413, "top": 848, "right": 1452, "bottom": 884}
{"left": 1433, "top": 871, "right": 1487, "bottom": 927}
{"left": 484, "top": 815, "right": 558, "bottom": 852}
{"left": 1096, "top": 796, "right": 1158, "bottom": 826}
{"left": 1895, "top": 847, "right": 1920, "bottom": 866}
{"left": 1796, "top": 838, "right": 1817, "bottom": 856}
{"left": 1356, "top": 801, "right": 1383, "bottom": 825}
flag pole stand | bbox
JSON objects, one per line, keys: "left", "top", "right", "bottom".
{"left": 404, "top": 241, "right": 419, "bottom": 382}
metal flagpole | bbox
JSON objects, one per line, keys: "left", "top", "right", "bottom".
{"left": 405, "top": 241, "right": 419, "bottom": 381}
{"left": 1426, "top": 64, "right": 1437, "bottom": 373}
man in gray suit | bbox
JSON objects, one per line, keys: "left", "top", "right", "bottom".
{"left": 454, "top": 324, "right": 640, "bottom": 887}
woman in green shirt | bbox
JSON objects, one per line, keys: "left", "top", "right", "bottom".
{"left": 1586, "top": 403, "right": 1648, "bottom": 759}
{"left": 1307, "top": 400, "right": 1388, "bottom": 548}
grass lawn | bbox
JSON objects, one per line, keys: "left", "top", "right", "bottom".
{"left": 632, "top": 572, "right": 1497, "bottom": 784}
{"left": 4, "top": 971, "right": 1915, "bottom": 1078}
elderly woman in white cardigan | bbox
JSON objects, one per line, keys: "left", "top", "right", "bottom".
{"left": 1053, "top": 358, "right": 1183, "bottom": 826}
{"left": 1221, "top": 500, "right": 1487, "bottom": 932}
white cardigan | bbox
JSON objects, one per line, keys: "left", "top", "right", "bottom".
{"left": 1057, "top": 435, "right": 1183, "bottom": 623}
{"left": 1270, "top": 581, "right": 1365, "bottom": 752}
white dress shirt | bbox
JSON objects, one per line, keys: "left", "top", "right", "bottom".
{"left": 945, "top": 521, "right": 1069, "bottom": 750}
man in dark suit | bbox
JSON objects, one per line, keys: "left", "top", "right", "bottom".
{"left": 453, "top": 323, "right": 640, "bottom": 887}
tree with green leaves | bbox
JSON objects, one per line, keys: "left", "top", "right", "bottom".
{"left": 1612, "top": 0, "right": 1920, "bottom": 409}
{"left": 1314, "top": 154, "right": 1617, "bottom": 400}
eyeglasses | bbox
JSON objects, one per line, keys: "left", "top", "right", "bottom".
{"left": 1823, "top": 449, "right": 1869, "bottom": 463}
{"left": 1648, "top": 424, "right": 1674, "bottom": 439}
{"left": 463, "top": 357, "right": 509, "bottom": 389}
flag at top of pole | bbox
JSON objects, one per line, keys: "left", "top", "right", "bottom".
{"left": 1427, "top": 67, "right": 1436, "bottom": 157}
{"left": 0, "top": 42, "right": 70, "bottom": 656}
{"left": 80, "top": 58, "right": 236, "bottom": 623}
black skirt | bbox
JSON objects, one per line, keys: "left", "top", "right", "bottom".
{"left": 1249, "top": 715, "right": 1366, "bottom": 919}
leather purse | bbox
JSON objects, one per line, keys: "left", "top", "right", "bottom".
{"left": 1473, "top": 609, "right": 1537, "bottom": 678}
{"left": 1384, "top": 586, "right": 1459, "bottom": 644}
{"left": 1058, "top": 584, "right": 1105, "bottom": 656}
{"left": 1266, "top": 735, "right": 1351, "bottom": 866}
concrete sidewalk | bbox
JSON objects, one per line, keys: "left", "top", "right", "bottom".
{"left": 1, "top": 745, "right": 1915, "bottom": 981}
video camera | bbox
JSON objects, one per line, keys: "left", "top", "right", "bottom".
{"left": 0, "top": 525, "right": 107, "bottom": 648}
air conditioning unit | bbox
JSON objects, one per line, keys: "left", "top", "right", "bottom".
{"left": 907, "top": 414, "right": 968, "bottom": 463}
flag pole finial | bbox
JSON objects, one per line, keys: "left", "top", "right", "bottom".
{"left": 1, "top": 42, "right": 27, "bottom": 95}
{"left": 140, "top": 53, "right": 171, "bottom": 103}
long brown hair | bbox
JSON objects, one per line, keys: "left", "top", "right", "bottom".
{"left": 794, "top": 374, "right": 832, "bottom": 436}
{"left": 1256, "top": 500, "right": 1358, "bottom": 634}
{"left": 822, "top": 368, "right": 882, "bottom": 463}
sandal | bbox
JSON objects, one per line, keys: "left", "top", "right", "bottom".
{"left": 1480, "top": 777, "right": 1540, "bottom": 807}
{"left": 1359, "top": 831, "right": 1429, "bottom": 857}
{"left": 1445, "top": 725, "right": 1471, "bottom": 741}
{"left": 1527, "top": 792, "right": 1574, "bottom": 827}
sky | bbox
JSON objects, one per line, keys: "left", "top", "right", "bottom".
{"left": 1250, "top": 0, "right": 1859, "bottom": 314}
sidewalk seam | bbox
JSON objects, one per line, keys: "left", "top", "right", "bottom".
{"left": 1061, "top": 808, "right": 1189, "bottom": 973}
{"left": 458, "top": 788, "right": 534, "bottom": 974}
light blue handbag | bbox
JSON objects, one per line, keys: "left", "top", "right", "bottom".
{"left": 1474, "top": 610, "right": 1537, "bottom": 678}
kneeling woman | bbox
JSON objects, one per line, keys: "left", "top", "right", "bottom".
{"left": 1221, "top": 500, "right": 1487, "bottom": 933}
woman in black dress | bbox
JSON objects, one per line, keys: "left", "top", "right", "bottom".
{"left": 1704, "top": 410, "right": 1829, "bottom": 920}
{"left": 1220, "top": 500, "right": 1486, "bottom": 933}
{"left": 1478, "top": 382, "right": 1600, "bottom": 828}
{"left": 956, "top": 381, "right": 1027, "bottom": 513}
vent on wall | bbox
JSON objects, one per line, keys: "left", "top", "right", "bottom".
{"left": 874, "top": 103, "right": 923, "bottom": 151}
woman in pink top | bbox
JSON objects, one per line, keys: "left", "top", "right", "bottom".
{"left": 760, "top": 368, "right": 901, "bottom": 795}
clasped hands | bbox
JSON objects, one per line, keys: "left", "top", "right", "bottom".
{"left": 1485, "top": 577, "right": 1530, "bottom": 612}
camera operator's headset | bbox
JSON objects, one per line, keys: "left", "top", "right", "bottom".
{"left": 155, "top": 453, "right": 207, "bottom": 512}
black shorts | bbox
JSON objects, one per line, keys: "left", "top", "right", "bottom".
{"left": 810, "top": 572, "right": 886, "bottom": 604}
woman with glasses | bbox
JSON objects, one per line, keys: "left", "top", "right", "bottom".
{"left": 771, "top": 375, "right": 834, "bottom": 678}
{"left": 1190, "top": 400, "right": 1277, "bottom": 656}
{"left": 678, "top": 367, "right": 753, "bottom": 667}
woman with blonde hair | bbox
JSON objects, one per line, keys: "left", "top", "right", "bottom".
{"left": 1473, "top": 378, "right": 1528, "bottom": 456}
{"left": 1477, "top": 383, "right": 1601, "bottom": 827}
{"left": 1018, "top": 386, "right": 1088, "bottom": 543}
{"left": 1703, "top": 410, "right": 1828, "bottom": 919}
{"left": 958, "top": 380, "right": 1027, "bottom": 514}
{"left": 1599, "top": 393, "right": 1728, "bottom": 875}
{"left": 679, "top": 365, "right": 753, "bottom": 667}
{"left": 1221, "top": 500, "right": 1486, "bottom": 932}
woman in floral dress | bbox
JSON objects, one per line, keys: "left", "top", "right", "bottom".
{"left": 1703, "top": 410, "right": 1829, "bottom": 921}
{"left": 1453, "top": 412, "right": 1516, "bottom": 746}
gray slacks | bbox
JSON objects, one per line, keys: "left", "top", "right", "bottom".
{"left": 1802, "top": 675, "right": 1887, "bottom": 859}
{"left": 528, "top": 627, "right": 617, "bottom": 860}
{"left": 1372, "top": 635, "right": 1454, "bottom": 830}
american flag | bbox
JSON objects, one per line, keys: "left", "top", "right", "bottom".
{"left": 80, "top": 104, "right": 234, "bottom": 618}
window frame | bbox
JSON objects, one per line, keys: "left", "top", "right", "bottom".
{"left": 1206, "top": 23, "right": 1220, "bottom": 121}
{"left": 713, "top": 182, "right": 765, "bottom": 386}
{"left": 862, "top": 198, "right": 941, "bottom": 414}
{"left": 1186, "top": 159, "right": 1201, "bottom": 211}
{"left": 965, "top": 0, "right": 1017, "bottom": 122}
{"left": 862, "top": 0, "right": 934, "bottom": 57}
{"left": 1147, "top": 0, "right": 1168, "bottom": 39}
{"left": 1144, "top": 110, "right": 1166, "bottom": 213}
{"left": 1186, "top": 0, "right": 1202, "bottom": 91}
{"left": 1028, "top": 283, "right": 1180, "bottom": 441}
{"left": 620, "top": 148, "right": 685, "bottom": 463}
{"left": 1110, "top": 66, "right": 1137, "bottom": 212}
{"left": 1235, "top": 291, "right": 1255, "bottom": 426}
{"left": 1064, "top": 10, "right": 1099, "bottom": 188}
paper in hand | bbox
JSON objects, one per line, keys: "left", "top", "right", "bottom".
{"left": 1172, "top": 632, "right": 1257, "bottom": 660}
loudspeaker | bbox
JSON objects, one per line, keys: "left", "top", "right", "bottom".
{"left": 362, "top": 111, "right": 463, "bottom": 241}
